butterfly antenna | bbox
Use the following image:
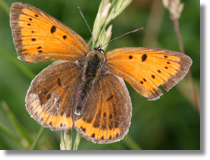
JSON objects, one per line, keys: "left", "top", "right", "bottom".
{"left": 78, "top": 7, "right": 96, "bottom": 46}
{"left": 101, "top": 28, "right": 144, "bottom": 48}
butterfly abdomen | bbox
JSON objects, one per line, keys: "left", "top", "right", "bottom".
{"left": 75, "top": 50, "right": 105, "bottom": 115}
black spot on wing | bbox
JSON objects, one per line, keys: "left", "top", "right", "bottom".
{"left": 57, "top": 78, "right": 62, "bottom": 86}
{"left": 50, "top": 26, "right": 56, "bottom": 33}
{"left": 106, "top": 95, "right": 114, "bottom": 102}
{"left": 142, "top": 54, "right": 147, "bottom": 62}
{"left": 63, "top": 35, "right": 67, "bottom": 39}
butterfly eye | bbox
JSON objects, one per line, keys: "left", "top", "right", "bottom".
{"left": 93, "top": 46, "right": 104, "bottom": 54}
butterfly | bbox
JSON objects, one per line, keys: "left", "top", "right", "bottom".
{"left": 10, "top": 2, "right": 192, "bottom": 144}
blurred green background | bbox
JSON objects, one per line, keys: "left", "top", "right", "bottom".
{"left": 0, "top": 0, "right": 200, "bottom": 150}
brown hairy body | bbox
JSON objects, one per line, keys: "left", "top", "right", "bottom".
{"left": 75, "top": 50, "right": 105, "bottom": 115}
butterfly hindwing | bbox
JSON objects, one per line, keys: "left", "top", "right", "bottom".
{"left": 74, "top": 73, "right": 132, "bottom": 143}
{"left": 26, "top": 60, "right": 82, "bottom": 130}
{"left": 10, "top": 2, "right": 90, "bottom": 63}
{"left": 105, "top": 47, "right": 192, "bottom": 100}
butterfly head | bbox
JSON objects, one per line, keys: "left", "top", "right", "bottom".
{"left": 92, "top": 46, "right": 104, "bottom": 55}
{"left": 86, "top": 47, "right": 105, "bottom": 65}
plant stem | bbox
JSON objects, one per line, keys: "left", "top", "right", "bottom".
{"left": 1, "top": 101, "right": 33, "bottom": 146}
{"left": 123, "top": 135, "right": 142, "bottom": 150}
{"left": 73, "top": 130, "right": 82, "bottom": 150}
{"left": 0, "top": 122, "right": 25, "bottom": 150}
{"left": 29, "top": 127, "right": 45, "bottom": 150}
{"left": 172, "top": 19, "right": 200, "bottom": 114}
{"left": 0, "top": 0, "right": 10, "bottom": 15}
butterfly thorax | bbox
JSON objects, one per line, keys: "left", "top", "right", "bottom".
{"left": 83, "top": 49, "right": 105, "bottom": 81}
{"left": 75, "top": 49, "right": 105, "bottom": 115}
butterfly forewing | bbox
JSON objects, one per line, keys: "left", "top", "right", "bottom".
{"left": 105, "top": 47, "right": 192, "bottom": 100}
{"left": 74, "top": 73, "right": 132, "bottom": 144}
{"left": 26, "top": 61, "right": 82, "bottom": 130}
{"left": 10, "top": 3, "right": 90, "bottom": 63}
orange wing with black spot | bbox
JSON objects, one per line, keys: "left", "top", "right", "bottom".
{"left": 105, "top": 47, "right": 192, "bottom": 100}
{"left": 10, "top": 3, "right": 90, "bottom": 63}
{"left": 74, "top": 73, "right": 132, "bottom": 143}
{"left": 26, "top": 61, "right": 82, "bottom": 130}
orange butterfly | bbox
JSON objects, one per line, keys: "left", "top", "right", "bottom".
{"left": 10, "top": 3, "right": 192, "bottom": 144}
